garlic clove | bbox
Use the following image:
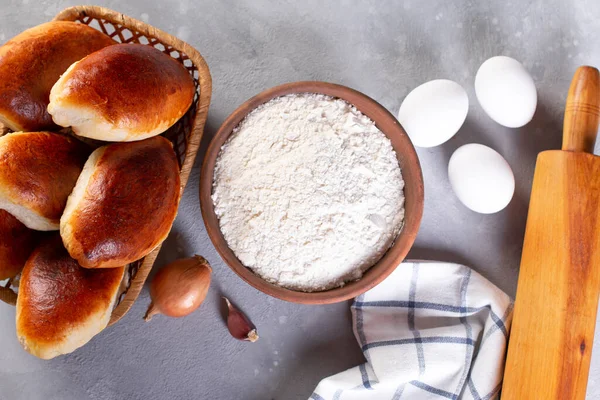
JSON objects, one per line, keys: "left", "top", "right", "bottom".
{"left": 224, "top": 297, "right": 259, "bottom": 342}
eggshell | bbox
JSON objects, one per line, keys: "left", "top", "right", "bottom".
{"left": 398, "top": 79, "right": 468, "bottom": 148}
{"left": 475, "top": 56, "right": 537, "bottom": 128}
{"left": 448, "top": 144, "right": 515, "bottom": 214}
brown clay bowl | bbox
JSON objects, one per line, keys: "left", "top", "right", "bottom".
{"left": 200, "top": 81, "right": 424, "bottom": 304}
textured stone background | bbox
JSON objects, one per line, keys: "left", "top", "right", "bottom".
{"left": 1, "top": 1, "right": 600, "bottom": 399}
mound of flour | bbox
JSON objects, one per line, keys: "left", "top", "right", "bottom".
{"left": 212, "top": 93, "right": 405, "bottom": 292}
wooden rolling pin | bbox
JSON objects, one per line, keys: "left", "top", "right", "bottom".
{"left": 503, "top": 66, "right": 600, "bottom": 399}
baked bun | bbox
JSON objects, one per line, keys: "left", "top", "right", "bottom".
{"left": 48, "top": 44, "right": 195, "bottom": 142}
{"left": 16, "top": 235, "right": 124, "bottom": 359}
{"left": 0, "top": 132, "right": 89, "bottom": 231}
{"left": 61, "top": 136, "right": 181, "bottom": 269}
{"left": 0, "top": 210, "right": 39, "bottom": 280}
{"left": 0, "top": 21, "right": 115, "bottom": 132}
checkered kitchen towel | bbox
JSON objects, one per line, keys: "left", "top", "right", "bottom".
{"left": 311, "top": 261, "right": 513, "bottom": 400}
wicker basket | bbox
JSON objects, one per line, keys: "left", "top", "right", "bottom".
{"left": 0, "top": 6, "right": 212, "bottom": 326}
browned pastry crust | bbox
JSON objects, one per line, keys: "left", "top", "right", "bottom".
{"left": 0, "top": 209, "right": 39, "bottom": 280}
{"left": 61, "top": 136, "right": 181, "bottom": 268}
{"left": 0, "top": 132, "right": 90, "bottom": 231}
{"left": 16, "top": 234, "right": 124, "bottom": 359}
{"left": 0, "top": 21, "right": 115, "bottom": 132}
{"left": 48, "top": 43, "right": 195, "bottom": 142}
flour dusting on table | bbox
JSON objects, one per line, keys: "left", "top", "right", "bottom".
{"left": 212, "top": 93, "right": 405, "bottom": 292}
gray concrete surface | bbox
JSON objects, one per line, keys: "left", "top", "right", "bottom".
{"left": 1, "top": 0, "right": 600, "bottom": 399}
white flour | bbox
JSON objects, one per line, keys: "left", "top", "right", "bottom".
{"left": 212, "top": 94, "right": 405, "bottom": 292}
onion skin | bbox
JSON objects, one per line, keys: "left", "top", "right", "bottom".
{"left": 144, "top": 255, "right": 212, "bottom": 321}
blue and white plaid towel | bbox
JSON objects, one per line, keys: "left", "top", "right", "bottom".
{"left": 311, "top": 261, "right": 513, "bottom": 400}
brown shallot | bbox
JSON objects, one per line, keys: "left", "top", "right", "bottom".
{"left": 144, "top": 255, "right": 212, "bottom": 321}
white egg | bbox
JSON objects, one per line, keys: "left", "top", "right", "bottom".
{"left": 398, "top": 79, "right": 468, "bottom": 148}
{"left": 448, "top": 144, "right": 515, "bottom": 214}
{"left": 475, "top": 56, "right": 537, "bottom": 128}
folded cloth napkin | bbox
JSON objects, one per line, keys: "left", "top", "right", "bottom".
{"left": 310, "top": 261, "right": 513, "bottom": 400}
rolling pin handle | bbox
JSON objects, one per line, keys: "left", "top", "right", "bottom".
{"left": 562, "top": 66, "right": 600, "bottom": 153}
